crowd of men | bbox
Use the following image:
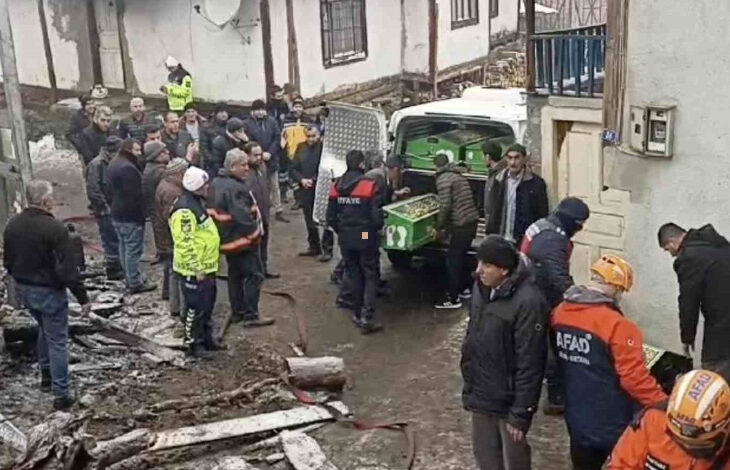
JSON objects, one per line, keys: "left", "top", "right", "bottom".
{"left": 4, "top": 57, "right": 730, "bottom": 469}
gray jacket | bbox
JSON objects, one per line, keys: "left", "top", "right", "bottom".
{"left": 86, "top": 148, "right": 115, "bottom": 216}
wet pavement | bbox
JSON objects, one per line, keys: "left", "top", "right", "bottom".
{"left": 35, "top": 138, "right": 571, "bottom": 469}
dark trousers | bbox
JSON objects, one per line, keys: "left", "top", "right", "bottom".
{"left": 260, "top": 222, "right": 270, "bottom": 273}
{"left": 446, "top": 222, "right": 477, "bottom": 302}
{"left": 322, "top": 228, "right": 334, "bottom": 255}
{"left": 546, "top": 329, "right": 565, "bottom": 406}
{"left": 162, "top": 254, "right": 182, "bottom": 314}
{"left": 570, "top": 443, "right": 611, "bottom": 470}
{"left": 181, "top": 276, "right": 217, "bottom": 350}
{"left": 226, "top": 250, "right": 264, "bottom": 319}
{"left": 298, "top": 188, "right": 334, "bottom": 255}
{"left": 97, "top": 214, "right": 121, "bottom": 271}
{"left": 472, "top": 412, "right": 531, "bottom": 470}
{"left": 16, "top": 284, "right": 71, "bottom": 398}
{"left": 342, "top": 246, "right": 379, "bottom": 324}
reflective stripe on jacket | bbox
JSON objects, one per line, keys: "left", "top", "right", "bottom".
{"left": 165, "top": 75, "right": 193, "bottom": 112}
{"left": 170, "top": 192, "right": 220, "bottom": 276}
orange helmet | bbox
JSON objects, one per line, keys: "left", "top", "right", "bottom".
{"left": 590, "top": 254, "right": 634, "bottom": 292}
{"left": 667, "top": 370, "right": 730, "bottom": 454}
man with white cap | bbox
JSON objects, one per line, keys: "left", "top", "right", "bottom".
{"left": 169, "top": 166, "right": 222, "bottom": 358}
{"left": 160, "top": 56, "right": 193, "bottom": 112}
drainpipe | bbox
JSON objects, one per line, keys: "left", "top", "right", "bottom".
{"left": 525, "top": 0, "right": 535, "bottom": 93}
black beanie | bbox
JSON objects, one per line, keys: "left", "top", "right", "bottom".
{"left": 477, "top": 235, "right": 518, "bottom": 270}
{"left": 555, "top": 197, "right": 590, "bottom": 237}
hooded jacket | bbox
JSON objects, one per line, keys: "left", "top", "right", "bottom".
{"left": 80, "top": 123, "right": 111, "bottom": 166}
{"left": 106, "top": 150, "right": 145, "bottom": 225}
{"left": 552, "top": 285, "right": 667, "bottom": 450}
{"left": 153, "top": 174, "right": 184, "bottom": 256}
{"left": 461, "top": 258, "right": 549, "bottom": 432}
{"left": 210, "top": 133, "right": 247, "bottom": 174}
{"left": 674, "top": 224, "right": 730, "bottom": 362}
{"left": 327, "top": 169, "right": 383, "bottom": 251}
{"left": 435, "top": 164, "right": 479, "bottom": 230}
{"left": 142, "top": 161, "right": 167, "bottom": 219}
{"left": 170, "top": 191, "right": 220, "bottom": 277}
{"left": 209, "top": 170, "right": 261, "bottom": 253}
{"left": 520, "top": 214, "right": 575, "bottom": 308}
{"left": 86, "top": 147, "right": 115, "bottom": 215}
{"left": 485, "top": 166, "right": 549, "bottom": 245}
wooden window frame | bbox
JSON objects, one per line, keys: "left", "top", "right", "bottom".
{"left": 451, "top": 0, "right": 480, "bottom": 30}
{"left": 489, "top": 0, "right": 499, "bottom": 19}
{"left": 320, "top": 0, "right": 369, "bottom": 68}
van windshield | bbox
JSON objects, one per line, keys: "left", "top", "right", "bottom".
{"left": 394, "top": 118, "right": 516, "bottom": 175}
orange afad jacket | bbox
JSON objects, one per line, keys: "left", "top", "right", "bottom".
{"left": 608, "top": 408, "right": 730, "bottom": 469}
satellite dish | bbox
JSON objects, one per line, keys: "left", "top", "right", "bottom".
{"left": 204, "top": 0, "right": 241, "bottom": 27}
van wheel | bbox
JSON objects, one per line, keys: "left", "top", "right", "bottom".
{"left": 387, "top": 251, "right": 412, "bottom": 270}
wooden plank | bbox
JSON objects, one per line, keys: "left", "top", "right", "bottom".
{"left": 281, "top": 431, "right": 338, "bottom": 470}
{"left": 286, "top": 356, "right": 346, "bottom": 391}
{"left": 0, "top": 410, "right": 26, "bottom": 452}
{"left": 150, "top": 402, "right": 349, "bottom": 452}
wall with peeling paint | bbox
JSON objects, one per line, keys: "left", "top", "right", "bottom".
{"left": 120, "top": 0, "right": 266, "bottom": 103}
{"left": 402, "top": 0, "right": 429, "bottom": 74}
{"left": 3, "top": 0, "right": 50, "bottom": 87}
{"left": 269, "top": 0, "right": 289, "bottom": 88}
{"left": 602, "top": 0, "right": 730, "bottom": 355}
{"left": 44, "top": 0, "right": 95, "bottom": 91}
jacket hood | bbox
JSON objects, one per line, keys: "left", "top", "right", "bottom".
{"left": 337, "top": 170, "right": 365, "bottom": 196}
{"left": 563, "top": 285, "right": 617, "bottom": 306}
{"left": 488, "top": 253, "right": 532, "bottom": 300}
{"left": 683, "top": 224, "right": 730, "bottom": 249}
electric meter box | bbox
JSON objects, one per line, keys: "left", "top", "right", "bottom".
{"left": 629, "top": 105, "right": 675, "bottom": 157}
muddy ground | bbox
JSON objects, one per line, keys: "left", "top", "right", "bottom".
{"left": 0, "top": 96, "right": 571, "bottom": 469}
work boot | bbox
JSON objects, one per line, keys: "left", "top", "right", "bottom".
{"left": 40, "top": 369, "right": 51, "bottom": 393}
{"left": 336, "top": 297, "right": 356, "bottom": 310}
{"left": 360, "top": 322, "right": 384, "bottom": 335}
{"left": 351, "top": 311, "right": 363, "bottom": 329}
{"left": 265, "top": 271, "right": 281, "bottom": 279}
{"left": 53, "top": 395, "right": 75, "bottom": 411}
{"left": 275, "top": 212, "right": 290, "bottom": 223}
{"left": 299, "top": 248, "right": 321, "bottom": 257}
{"left": 318, "top": 252, "right": 333, "bottom": 262}
{"left": 186, "top": 345, "right": 214, "bottom": 361}
{"left": 128, "top": 282, "right": 157, "bottom": 295}
{"left": 243, "top": 316, "right": 276, "bottom": 328}
{"left": 106, "top": 266, "right": 124, "bottom": 281}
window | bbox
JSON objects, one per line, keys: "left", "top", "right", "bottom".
{"left": 490, "top": 0, "right": 498, "bottom": 18}
{"left": 320, "top": 0, "right": 368, "bottom": 68}
{"left": 451, "top": 0, "right": 479, "bottom": 29}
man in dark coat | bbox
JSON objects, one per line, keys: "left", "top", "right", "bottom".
{"left": 243, "top": 99, "right": 288, "bottom": 223}
{"left": 210, "top": 118, "right": 249, "bottom": 180}
{"left": 267, "top": 85, "right": 290, "bottom": 124}
{"left": 161, "top": 112, "right": 181, "bottom": 158}
{"left": 659, "top": 223, "right": 730, "bottom": 382}
{"left": 327, "top": 150, "right": 384, "bottom": 334}
{"left": 245, "top": 141, "right": 279, "bottom": 279}
{"left": 485, "top": 143, "right": 549, "bottom": 246}
{"left": 434, "top": 153, "right": 480, "bottom": 310}
{"left": 141, "top": 142, "right": 171, "bottom": 220}
{"left": 79, "top": 106, "right": 113, "bottom": 169}
{"left": 116, "top": 97, "right": 154, "bottom": 141}
{"left": 106, "top": 139, "right": 155, "bottom": 294}
{"left": 520, "top": 196, "right": 590, "bottom": 415}
{"left": 210, "top": 148, "right": 274, "bottom": 328}
{"left": 86, "top": 136, "right": 123, "bottom": 279}
{"left": 68, "top": 95, "right": 95, "bottom": 154}
{"left": 289, "top": 126, "right": 330, "bottom": 259}
{"left": 461, "top": 236, "right": 549, "bottom": 470}
{"left": 200, "top": 103, "right": 229, "bottom": 159}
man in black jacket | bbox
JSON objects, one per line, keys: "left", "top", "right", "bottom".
{"left": 327, "top": 150, "right": 384, "bottom": 334}
{"left": 116, "top": 97, "right": 154, "bottom": 141}
{"left": 243, "top": 99, "right": 289, "bottom": 223}
{"left": 461, "top": 235, "right": 548, "bottom": 470}
{"left": 659, "top": 223, "right": 730, "bottom": 382}
{"left": 520, "top": 196, "right": 590, "bottom": 415}
{"left": 245, "top": 141, "right": 279, "bottom": 279}
{"left": 210, "top": 118, "right": 249, "bottom": 180}
{"left": 161, "top": 112, "right": 181, "bottom": 158}
{"left": 86, "top": 136, "right": 123, "bottom": 279}
{"left": 4, "top": 180, "right": 91, "bottom": 410}
{"left": 290, "top": 126, "right": 331, "bottom": 259}
{"left": 210, "top": 149, "right": 275, "bottom": 328}
{"left": 106, "top": 139, "right": 155, "bottom": 294}
{"left": 485, "top": 143, "right": 549, "bottom": 245}
{"left": 79, "top": 106, "right": 112, "bottom": 169}
{"left": 68, "top": 95, "right": 95, "bottom": 154}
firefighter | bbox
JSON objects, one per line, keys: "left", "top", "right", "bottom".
{"left": 609, "top": 369, "right": 730, "bottom": 470}
{"left": 327, "top": 150, "right": 384, "bottom": 334}
{"left": 552, "top": 254, "right": 667, "bottom": 470}
{"left": 169, "top": 166, "right": 222, "bottom": 358}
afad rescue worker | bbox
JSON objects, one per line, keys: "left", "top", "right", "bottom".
{"left": 161, "top": 56, "right": 193, "bottom": 112}
{"left": 658, "top": 223, "right": 730, "bottom": 383}
{"left": 520, "top": 196, "right": 590, "bottom": 416}
{"left": 552, "top": 254, "right": 667, "bottom": 470}
{"left": 461, "top": 236, "right": 549, "bottom": 470}
{"left": 327, "top": 150, "right": 384, "bottom": 335}
{"left": 169, "top": 167, "right": 222, "bottom": 358}
{"left": 609, "top": 369, "right": 730, "bottom": 470}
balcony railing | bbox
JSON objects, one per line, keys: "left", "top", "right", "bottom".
{"left": 531, "top": 24, "right": 606, "bottom": 97}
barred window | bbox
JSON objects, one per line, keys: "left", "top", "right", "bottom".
{"left": 321, "top": 0, "right": 368, "bottom": 68}
{"left": 451, "top": 0, "right": 479, "bottom": 29}
{"left": 490, "top": 0, "right": 499, "bottom": 18}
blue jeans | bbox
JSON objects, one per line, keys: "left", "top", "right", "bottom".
{"left": 15, "top": 283, "right": 70, "bottom": 398}
{"left": 112, "top": 221, "right": 145, "bottom": 289}
{"left": 97, "top": 214, "right": 121, "bottom": 271}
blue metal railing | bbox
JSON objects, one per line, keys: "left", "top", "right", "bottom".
{"left": 532, "top": 24, "right": 606, "bottom": 97}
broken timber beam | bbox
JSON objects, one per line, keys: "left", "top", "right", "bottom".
{"left": 146, "top": 378, "right": 279, "bottom": 413}
{"left": 286, "top": 357, "right": 346, "bottom": 392}
{"left": 149, "top": 402, "right": 350, "bottom": 452}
